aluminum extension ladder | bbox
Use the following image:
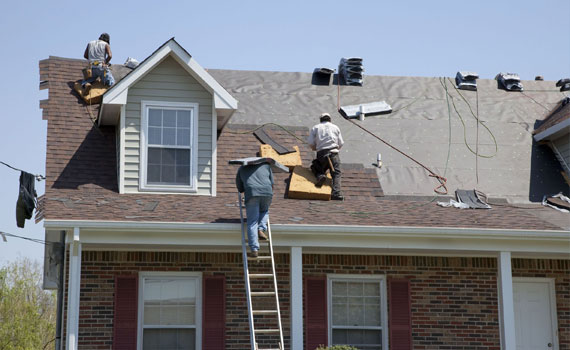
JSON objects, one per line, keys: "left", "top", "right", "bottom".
{"left": 238, "top": 192, "right": 285, "bottom": 350}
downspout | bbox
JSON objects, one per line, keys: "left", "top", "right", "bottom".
{"left": 55, "top": 230, "right": 65, "bottom": 350}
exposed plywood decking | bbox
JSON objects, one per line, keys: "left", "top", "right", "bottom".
{"left": 259, "top": 145, "right": 302, "bottom": 170}
{"left": 288, "top": 166, "right": 331, "bottom": 200}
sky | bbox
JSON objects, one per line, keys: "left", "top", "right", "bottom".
{"left": 0, "top": 0, "right": 569, "bottom": 264}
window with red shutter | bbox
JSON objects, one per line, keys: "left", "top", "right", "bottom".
{"left": 305, "top": 276, "right": 328, "bottom": 350}
{"left": 388, "top": 279, "right": 412, "bottom": 350}
{"left": 113, "top": 275, "right": 139, "bottom": 350}
{"left": 202, "top": 276, "right": 225, "bottom": 350}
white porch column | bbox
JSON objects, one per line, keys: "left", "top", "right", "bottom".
{"left": 66, "top": 227, "right": 81, "bottom": 350}
{"left": 290, "top": 247, "right": 303, "bottom": 349}
{"left": 498, "top": 251, "right": 516, "bottom": 350}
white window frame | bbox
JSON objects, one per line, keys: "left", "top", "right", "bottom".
{"left": 327, "top": 274, "right": 389, "bottom": 350}
{"left": 137, "top": 271, "right": 202, "bottom": 350}
{"left": 140, "top": 100, "right": 199, "bottom": 193}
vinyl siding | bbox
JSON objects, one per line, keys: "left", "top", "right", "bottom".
{"left": 123, "top": 55, "right": 213, "bottom": 195}
{"left": 552, "top": 134, "right": 570, "bottom": 171}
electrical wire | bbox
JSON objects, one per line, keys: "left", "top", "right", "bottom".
{"left": 0, "top": 161, "right": 45, "bottom": 181}
{"left": 440, "top": 78, "right": 498, "bottom": 159}
{"left": 519, "top": 91, "right": 550, "bottom": 112}
{"left": 0, "top": 231, "right": 59, "bottom": 246}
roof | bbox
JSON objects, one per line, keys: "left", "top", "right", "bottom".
{"left": 533, "top": 97, "right": 570, "bottom": 140}
{"left": 208, "top": 69, "right": 569, "bottom": 203}
{"left": 39, "top": 56, "right": 569, "bottom": 231}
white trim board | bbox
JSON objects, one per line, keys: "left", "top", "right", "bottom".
{"left": 47, "top": 221, "right": 570, "bottom": 256}
{"left": 100, "top": 38, "right": 237, "bottom": 126}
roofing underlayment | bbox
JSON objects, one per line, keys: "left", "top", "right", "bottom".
{"left": 208, "top": 69, "right": 569, "bottom": 203}
{"left": 38, "top": 57, "right": 569, "bottom": 230}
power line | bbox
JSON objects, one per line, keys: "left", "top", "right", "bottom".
{"left": 0, "top": 231, "right": 59, "bottom": 246}
{"left": 0, "top": 161, "right": 45, "bottom": 181}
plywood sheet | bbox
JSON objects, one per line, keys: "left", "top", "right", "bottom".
{"left": 73, "top": 81, "right": 108, "bottom": 105}
{"left": 288, "top": 166, "right": 331, "bottom": 200}
{"left": 259, "top": 144, "right": 302, "bottom": 169}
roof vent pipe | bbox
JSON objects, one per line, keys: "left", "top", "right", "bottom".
{"left": 339, "top": 57, "right": 364, "bottom": 86}
{"left": 455, "top": 71, "right": 479, "bottom": 91}
{"left": 496, "top": 72, "right": 524, "bottom": 91}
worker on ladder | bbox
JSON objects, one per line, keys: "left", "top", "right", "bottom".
{"left": 236, "top": 162, "right": 273, "bottom": 258}
{"left": 81, "top": 33, "right": 115, "bottom": 94}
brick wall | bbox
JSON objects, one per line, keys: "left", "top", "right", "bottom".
{"left": 303, "top": 255, "right": 568, "bottom": 350}
{"left": 62, "top": 251, "right": 290, "bottom": 350}
{"left": 61, "top": 252, "right": 569, "bottom": 350}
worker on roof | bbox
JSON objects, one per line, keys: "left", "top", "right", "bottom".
{"left": 236, "top": 163, "right": 273, "bottom": 258}
{"left": 308, "top": 113, "right": 344, "bottom": 200}
{"left": 81, "top": 33, "right": 115, "bottom": 93}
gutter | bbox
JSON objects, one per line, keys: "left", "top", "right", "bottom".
{"left": 44, "top": 219, "right": 569, "bottom": 239}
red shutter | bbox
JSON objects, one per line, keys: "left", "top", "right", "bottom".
{"left": 388, "top": 279, "right": 412, "bottom": 350}
{"left": 305, "top": 276, "right": 327, "bottom": 350}
{"left": 113, "top": 275, "right": 138, "bottom": 350}
{"left": 202, "top": 275, "right": 226, "bottom": 350}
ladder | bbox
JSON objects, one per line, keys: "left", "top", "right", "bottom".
{"left": 238, "top": 192, "right": 285, "bottom": 350}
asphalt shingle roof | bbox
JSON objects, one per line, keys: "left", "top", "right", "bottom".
{"left": 38, "top": 56, "right": 567, "bottom": 231}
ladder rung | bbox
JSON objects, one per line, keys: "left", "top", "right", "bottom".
{"left": 247, "top": 255, "right": 272, "bottom": 261}
{"left": 251, "top": 291, "right": 276, "bottom": 296}
{"left": 249, "top": 274, "right": 273, "bottom": 278}
{"left": 252, "top": 310, "right": 278, "bottom": 315}
{"left": 255, "top": 328, "right": 281, "bottom": 334}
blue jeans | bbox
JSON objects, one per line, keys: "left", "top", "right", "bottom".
{"left": 82, "top": 65, "right": 115, "bottom": 87}
{"left": 245, "top": 196, "right": 272, "bottom": 252}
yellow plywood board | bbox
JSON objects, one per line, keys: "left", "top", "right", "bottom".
{"left": 288, "top": 166, "right": 332, "bottom": 200}
{"left": 259, "top": 145, "right": 302, "bottom": 169}
{"left": 73, "top": 81, "right": 108, "bottom": 105}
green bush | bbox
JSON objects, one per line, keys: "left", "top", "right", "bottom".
{"left": 315, "top": 345, "right": 360, "bottom": 350}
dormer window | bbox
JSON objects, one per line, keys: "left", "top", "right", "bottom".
{"left": 140, "top": 101, "right": 198, "bottom": 192}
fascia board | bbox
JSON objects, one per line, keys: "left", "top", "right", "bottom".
{"left": 534, "top": 118, "right": 570, "bottom": 141}
{"left": 102, "top": 44, "right": 172, "bottom": 105}
{"left": 44, "top": 220, "right": 570, "bottom": 255}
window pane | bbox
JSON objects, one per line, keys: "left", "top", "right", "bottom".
{"left": 163, "top": 110, "right": 177, "bottom": 127}
{"left": 162, "top": 149, "right": 176, "bottom": 165}
{"left": 176, "top": 128, "right": 190, "bottom": 146}
{"left": 348, "top": 297, "right": 364, "bottom": 326}
{"left": 332, "top": 301, "right": 347, "bottom": 325}
{"left": 163, "top": 128, "right": 176, "bottom": 146}
{"left": 176, "top": 149, "right": 190, "bottom": 166}
{"left": 148, "top": 126, "right": 162, "bottom": 145}
{"left": 348, "top": 282, "right": 363, "bottom": 296}
{"left": 147, "top": 165, "right": 161, "bottom": 183}
{"left": 332, "top": 329, "right": 347, "bottom": 345}
{"left": 176, "top": 166, "right": 190, "bottom": 185}
{"left": 148, "top": 148, "right": 162, "bottom": 165}
{"left": 333, "top": 281, "right": 347, "bottom": 296}
{"left": 143, "top": 328, "right": 195, "bottom": 350}
{"left": 177, "top": 110, "right": 191, "bottom": 127}
{"left": 364, "top": 303, "right": 381, "bottom": 326}
{"left": 162, "top": 165, "right": 175, "bottom": 183}
{"left": 149, "top": 109, "right": 162, "bottom": 127}
{"left": 364, "top": 282, "right": 380, "bottom": 296}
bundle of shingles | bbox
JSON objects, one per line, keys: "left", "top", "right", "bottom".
{"left": 542, "top": 193, "right": 570, "bottom": 213}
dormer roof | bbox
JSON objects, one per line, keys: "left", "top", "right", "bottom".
{"left": 99, "top": 38, "right": 237, "bottom": 129}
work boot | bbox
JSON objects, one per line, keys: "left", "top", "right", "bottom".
{"left": 83, "top": 83, "right": 92, "bottom": 95}
{"left": 315, "top": 175, "right": 326, "bottom": 188}
{"left": 331, "top": 194, "right": 344, "bottom": 201}
{"left": 248, "top": 250, "right": 258, "bottom": 258}
{"left": 258, "top": 229, "right": 268, "bottom": 241}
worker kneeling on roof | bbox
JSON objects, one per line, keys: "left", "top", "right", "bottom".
{"left": 81, "top": 33, "right": 115, "bottom": 94}
{"left": 236, "top": 162, "right": 273, "bottom": 258}
{"left": 308, "top": 113, "right": 344, "bottom": 200}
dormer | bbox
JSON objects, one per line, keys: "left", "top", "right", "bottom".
{"left": 97, "top": 38, "right": 237, "bottom": 195}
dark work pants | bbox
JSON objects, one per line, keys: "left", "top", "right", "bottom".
{"left": 311, "top": 150, "right": 342, "bottom": 196}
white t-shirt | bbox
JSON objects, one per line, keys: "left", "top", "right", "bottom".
{"left": 87, "top": 40, "right": 108, "bottom": 65}
{"left": 307, "top": 121, "right": 344, "bottom": 152}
